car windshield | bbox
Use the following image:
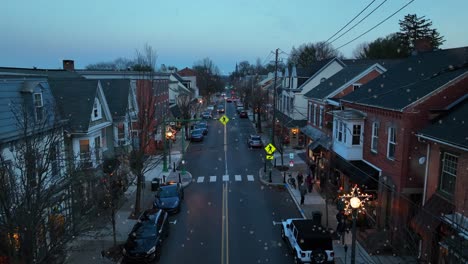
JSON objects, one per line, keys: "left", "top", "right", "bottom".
{"left": 191, "top": 129, "right": 203, "bottom": 135}
{"left": 158, "top": 185, "right": 178, "bottom": 198}
{"left": 251, "top": 136, "right": 261, "bottom": 140}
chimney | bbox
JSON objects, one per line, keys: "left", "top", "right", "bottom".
{"left": 63, "top": 60, "right": 75, "bottom": 71}
{"left": 413, "top": 38, "right": 433, "bottom": 55}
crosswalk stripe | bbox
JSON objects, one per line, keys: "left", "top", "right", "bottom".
{"left": 247, "top": 175, "right": 254, "bottom": 181}
{"left": 197, "top": 176, "right": 205, "bottom": 183}
{"left": 223, "top": 175, "right": 229, "bottom": 181}
{"left": 210, "top": 176, "right": 216, "bottom": 182}
{"left": 235, "top": 175, "right": 241, "bottom": 181}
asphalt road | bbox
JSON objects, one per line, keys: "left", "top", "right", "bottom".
{"left": 158, "top": 100, "right": 302, "bottom": 264}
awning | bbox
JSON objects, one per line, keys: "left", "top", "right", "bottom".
{"left": 301, "top": 125, "right": 325, "bottom": 141}
{"left": 307, "top": 137, "right": 332, "bottom": 152}
{"left": 411, "top": 194, "right": 454, "bottom": 235}
{"left": 333, "top": 155, "right": 379, "bottom": 190}
{"left": 275, "top": 110, "right": 307, "bottom": 128}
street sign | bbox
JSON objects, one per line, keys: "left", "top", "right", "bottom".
{"left": 266, "top": 155, "right": 274, "bottom": 160}
{"left": 264, "top": 143, "right": 276, "bottom": 155}
{"left": 289, "top": 153, "right": 294, "bottom": 159}
{"left": 219, "top": 115, "right": 229, "bottom": 125}
{"left": 289, "top": 160, "right": 294, "bottom": 167}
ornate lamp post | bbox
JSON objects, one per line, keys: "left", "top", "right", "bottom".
{"left": 339, "top": 185, "right": 372, "bottom": 264}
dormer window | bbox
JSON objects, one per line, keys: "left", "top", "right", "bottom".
{"left": 33, "top": 93, "right": 44, "bottom": 122}
{"left": 91, "top": 98, "right": 102, "bottom": 121}
{"left": 353, "top": 83, "right": 362, "bottom": 91}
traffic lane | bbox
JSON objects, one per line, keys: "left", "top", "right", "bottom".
{"left": 159, "top": 127, "right": 226, "bottom": 264}
{"left": 227, "top": 180, "right": 302, "bottom": 264}
{"left": 159, "top": 180, "right": 223, "bottom": 264}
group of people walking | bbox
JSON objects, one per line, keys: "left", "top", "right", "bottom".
{"left": 288, "top": 172, "right": 316, "bottom": 205}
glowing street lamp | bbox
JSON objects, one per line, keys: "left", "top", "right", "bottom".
{"left": 339, "top": 185, "right": 372, "bottom": 264}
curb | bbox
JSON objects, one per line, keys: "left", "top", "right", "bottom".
{"left": 257, "top": 167, "right": 286, "bottom": 187}
{"left": 285, "top": 183, "right": 307, "bottom": 219}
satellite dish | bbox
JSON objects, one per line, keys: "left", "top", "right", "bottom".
{"left": 418, "top": 157, "right": 426, "bottom": 165}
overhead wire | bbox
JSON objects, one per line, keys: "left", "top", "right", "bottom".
{"left": 325, "top": 0, "right": 378, "bottom": 44}
{"left": 329, "top": 0, "right": 388, "bottom": 45}
{"left": 335, "top": 0, "right": 416, "bottom": 50}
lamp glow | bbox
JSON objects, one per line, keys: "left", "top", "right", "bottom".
{"left": 350, "top": 197, "right": 361, "bottom": 209}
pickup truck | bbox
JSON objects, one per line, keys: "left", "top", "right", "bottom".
{"left": 281, "top": 218, "right": 334, "bottom": 264}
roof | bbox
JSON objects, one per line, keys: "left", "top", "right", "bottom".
{"left": 275, "top": 110, "right": 307, "bottom": 128}
{"left": 0, "top": 67, "right": 84, "bottom": 79}
{"left": 418, "top": 96, "right": 468, "bottom": 150}
{"left": 341, "top": 47, "right": 468, "bottom": 111}
{"left": 177, "top": 67, "right": 197, "bottom": 77}
{"left": 304, "top": 62, "right": 381, "bottom": 99}
{"left": 49, "top": 79, "right": 99, "bottom": 132}
{"left": 332, "top": 109, "right": 366, "bottom": 120}
{"left": 296, "top": 58, "right": 336, "bottom": 87}
{"left": 101, "top": 79, "right": 131, "bottom": 118}
{"left": 171, "top": 73, "right": 186, "bottom": 84}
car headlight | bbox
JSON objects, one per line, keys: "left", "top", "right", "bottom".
{"left": 147, "top": 246, "right": 156, "bottom": 254}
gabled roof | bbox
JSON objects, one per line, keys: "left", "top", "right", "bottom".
{"left": 304, "top": 62, "right": 380, "bottom": 99}
{"left": 417, "top": 96, "right": 468, "bottom": 150}
{"left": 101, "top": 79, "right": 131, "bottom": 118}
{"left": 295, "top": 58, "right": 336, "bottom": 87}
{"left": 49, "top": 79, "right": 102, "bottom": 132}
{"left": 341, "top": 47, "right": 468, "bottom": 111}
{"left": 177, "top": 67, "right": 197, "bottom": 77}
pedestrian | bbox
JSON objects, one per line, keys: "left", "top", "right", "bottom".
{"left": 300, "top": 183, "right": 307, "bottom": 205}
{"left": 297, "top": 172, "right": 304, "bottom": 186}
{"left": 305, "top": 174, "right": 313, "bottom": 193}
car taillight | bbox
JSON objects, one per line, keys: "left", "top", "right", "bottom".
{"left": 301, "top": 252, "right": 305, "bottom": 257}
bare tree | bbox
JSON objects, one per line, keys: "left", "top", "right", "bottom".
{"left": 128, "top": 44, "right": 163, "bottom": 217}
{"left": 176, "top": 94, "right": 193, "bottom": 140}
{"left": 0, "top": 97, "right": 78, "bottom": 263}
{"left": 288, "top": 41, "right": 342, "bottom": 67}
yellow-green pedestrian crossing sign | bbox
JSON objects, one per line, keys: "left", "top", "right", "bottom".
{"left": 219, "top": 115, "right": 229, "bottom": 125}
{"left": 266, "top": 155, "right": 274, "bottom": 160}
{"left": 264, "top": 143, "right": 276, "bottom": 155}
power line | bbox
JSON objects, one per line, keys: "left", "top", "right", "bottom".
{"left": 335, "top": 0, "right": 415, "bottom": 50}
{"left": 325, "top": 0, "right": 378, "bottom": 44}
{"left": 329, "top": 0, "right": 388, "bottom": 45}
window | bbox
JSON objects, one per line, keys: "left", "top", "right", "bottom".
{"left": 49, "top": 144, "right": 60, "bottom": 177}
{"left": 319, "top": 107, "right": 324, "bottom": 128}
{"left": 313, "top": 105, "right": 317, "bottom": 125}
{"left": 353, "top": 84, "right": 361, "bottom": 91}
{"left": 91, "top": 98, "right": 102, "bottom": 121}
{"left": 352, "top": 125, "right": 361, "bottom": 145}
{"left": 118, "top": 123, "right": 126, "bottom": 146}
{"left": 33, "top": 93, "right": 44, "bottom": 122}
{"left": 289, "top": 97, "right": 294, "bottom": 113}
{"left": 79, "top": 140, "right": 91, "bottom": 167}
{"left": 387, "top": 127, "right": 396, "bottom": 160}
{"left": 371, "top": 122, "right": 379, "bottom": 152}
{"left": 440, "top": 152, "right": 457, "bottom": 195}
{"left": 338, "top": 121, "right": 343, "bottom": 142}
{"left": 309, "top": 104, "right": 313, "bottom": 123}
{"left": 94, "top": 136, "right": 102, "bottom": 163}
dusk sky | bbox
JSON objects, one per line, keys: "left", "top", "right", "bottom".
{"left": 2, "top": 0, "right": 468, "bottom": 75}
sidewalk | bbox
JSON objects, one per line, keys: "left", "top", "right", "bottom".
{"left": 251, "top": 110, "right": 409, "bottom": 264}
{"left": 65, "top": 133, "right": 192, "bottom": 263}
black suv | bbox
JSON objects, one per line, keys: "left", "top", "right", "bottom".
{"left": 123, "top": 209, "right": 169, "bottom": 263}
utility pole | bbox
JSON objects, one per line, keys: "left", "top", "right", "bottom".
{"left": 271, "top": 48, "right": 279, "bottom": 145}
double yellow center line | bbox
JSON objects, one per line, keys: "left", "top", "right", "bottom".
{"left": 221, "top": 183, "right": 229, "bottom": 264}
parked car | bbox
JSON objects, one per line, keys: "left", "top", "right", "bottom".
{"left": 153, "top": 182, "right": 184, "bottom": 214}
{"left": 195, "top": 122, "right": 208, "bottom": 135}
{"left": 280, "top": 218, "right": 334, "bottom": 264}
{"left": 239, "top": 110, "right": 248, "bottom": 118}
{"left": 202, "top": 111, "right": 212, "bottom": 119}
{"left": 226, "top": 97, "right": 232, "bottom": 102}
{"left": 122, "top": 209, "right": 169, "bottom": 263}
{"left": 207, "top": 105, "right": 214, "bottom": 111}
{"left": 248, "top": 135, "right": 263, "bottom": 148}
{"left": 236, "top": 106, "right": 244, "bottom": 114}
{"left": 190, "top": 128, "right": 204, "bottom": 142}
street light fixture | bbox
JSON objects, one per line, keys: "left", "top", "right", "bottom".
{"left": 339, "top": 185, "right": 372, "bottom": 264}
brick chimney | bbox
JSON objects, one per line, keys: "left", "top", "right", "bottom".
{"left": 414, "top": 38, "right": 433, "bottom": 53}
{"left": 63, "top": 60, "right": 75, "bottom": 71}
